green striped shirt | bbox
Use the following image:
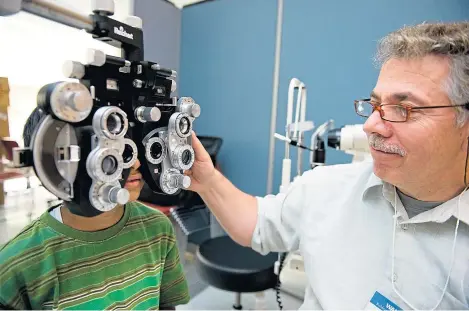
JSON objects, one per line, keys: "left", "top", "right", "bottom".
{"left": 0, "top": 201, "right": 190, "bottom": 310}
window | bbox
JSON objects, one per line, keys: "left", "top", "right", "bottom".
{"left": 0, "top": 0, "right": 132, "bottom": 193}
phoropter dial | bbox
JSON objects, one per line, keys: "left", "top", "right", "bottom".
{"left": 169, "top": 112, "right": 192, "bottom": 138}
{"left": 160, "top": 168, "right": 191, "bottom": 194}
{"left": 177, "top": 97, "right": 201, "bottom": 118}
{"left": 38, "top": 82, "right": 93, "bottom": 123}
{"left": 145, "top": 136, "right": 166, "bottom": 165}
{"left": 86, "top": 148, "right": 124, "bottom": 183}
{"left": 171, "top": 144, "right": 194, "bottom": 171}
{"left": 90, "top": 180, "right": 129, "bottom": 212}
{"left": 93, "top": 106, "right": 128, "bottom": 139}
{"left": 122, "top": 138, "right": 138, "bottom": 169}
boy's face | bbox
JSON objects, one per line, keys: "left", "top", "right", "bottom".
{"left": 124, "top": 159, "right": 144, "bottom": 202}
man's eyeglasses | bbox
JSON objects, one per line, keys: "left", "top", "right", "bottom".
{"left": 354, "top": 99, "right": 469, "bottom": 122}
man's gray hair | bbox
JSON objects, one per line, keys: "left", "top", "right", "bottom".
{"left": 375, "top": 22, "right": 469, "bottom": 127}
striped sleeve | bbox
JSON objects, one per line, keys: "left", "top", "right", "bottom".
{"left": 158, "top": 225, "right": 190, "bottom": 307}
{"left": 0, "top": 298, "right": 12, "bottom": 310}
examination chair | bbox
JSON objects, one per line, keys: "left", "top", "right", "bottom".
{"left": 195, "top": 235, "right": 278, "bottom": 310}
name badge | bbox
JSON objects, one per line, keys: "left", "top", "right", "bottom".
{"left": 365, "top": 291, "right": 402, "bottom": 311}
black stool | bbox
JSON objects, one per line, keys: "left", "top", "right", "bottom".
{"left": 195, "top": 235, "right": 278, "bottom": 310}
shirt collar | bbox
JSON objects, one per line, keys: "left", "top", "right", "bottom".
{"left": 361, "top": 170, "right": 469, "bottom": 226}
{"left": 362, "top": 170, "right": 384, "bottom": 200}
{"left": 399, "top": 188, "right": 469, "bottom": 226}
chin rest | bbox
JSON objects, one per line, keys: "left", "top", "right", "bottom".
{"left": 195, "top": 235, "right": 278, "bottom": 293}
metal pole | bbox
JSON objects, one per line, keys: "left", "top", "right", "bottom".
{"left": 266, "top": 0, "right": 284, "bottom": 195}
{"left": 21, "top": 0, "right": 93, "bottom": 31}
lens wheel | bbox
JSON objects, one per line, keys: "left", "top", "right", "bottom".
{"left": 122, "top": 138, "right": 138, "bottom": 169}
{"left": 174, "top": 113, "right": 192, "bottom": 138}
{"left": 145, "top": 136, "right": 166, "bottom": 165}
{"left": 86, "top": 148, "right": 123, "bottom": 182}
{"left": 171, "top": 144, "right": 194, "bottom": 170}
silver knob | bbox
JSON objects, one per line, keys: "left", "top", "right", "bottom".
{"left": 182, "top": 103, "right": 200, "bottom": 118}
{"left": 189, "top": 103, "right": 201, "bottom": 118}
{"left": 0, "top": 0, "right": 22, "bottom": 16}
{"left": 87, "top": 49, "right": 106, "bottom": 67}
{"left": 178, "top": 97, "right": 201, "bottom": 118}
{"left": 50, "top": 82, "right": 93, "bottom": 123}
{"left": 64, "top": 90, "right": 92, "bottom": 113}
{"left": 133, "top": 79, "right": 143, "bottom": 88}
{"left": 63, "top": 61, "right": 85, "bottom": 79}
{"left": 105, "top": 186, "right": 129, "bottom": 205}
{"left": 135, "top": 106, "right": 161, "bottom": 123}
{"left": 169, "top": 174, "right": 191, "bottom": 189}
{"left": 92, "top": 0, "right": 114, "bottom": 15}
{"left": 124, "top": 16, "right": 143, "bottom": 29}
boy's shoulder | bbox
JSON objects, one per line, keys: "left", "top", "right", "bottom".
{"left": 127, "top": 201, "right": 176, "bottom": 235}
{"left": 0, "top": 213, "right": 65, "bottom": 306}
{"left": 0, "top": 215, "right": 60, "bottom": 264}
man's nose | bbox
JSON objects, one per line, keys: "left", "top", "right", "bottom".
{"left": 363, "top": 110, "right": 392, "bottom": 138}
{"left": 132, "top": 159, "right": 141, "bottom": 170}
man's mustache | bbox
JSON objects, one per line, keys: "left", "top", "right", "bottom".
{"left": 368, "top": 134, "right": 406, "bottom": 157}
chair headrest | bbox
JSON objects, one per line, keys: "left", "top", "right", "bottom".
{"left": 198, "top": 136, "right": 223, "bottom": 158}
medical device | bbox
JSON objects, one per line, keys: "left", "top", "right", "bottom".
{"left": 327, "top": 124, "right": 371, "bottom": 163}
{"left": 274, "top": 133, "right": 314, "bottom": 152}
{"left": 272, "top": 78, "right": 313, "bottom": 309}
{"left": 310, "top": 119, "right": 335, "bottom": 168}
{"left": 277, "top": 122, "right": 371, "bottom": 301}
{"left": 278, "top": 78, "right": 313, "bottom": 194}
{"left": 1, "top": 0, "right": 200, "bottom": 217}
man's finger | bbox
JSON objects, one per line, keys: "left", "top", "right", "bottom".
{"left": 191, "top": 131, "right": 210, "bottom": 161}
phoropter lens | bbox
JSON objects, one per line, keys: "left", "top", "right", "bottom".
{"left": 181, "top": 149, "right": 192, "bottom": 165}
{"left": 102, "top": 155, "right": 118, "bottom": 175}
{"left": 145, "top": 137, "right": 166, "bottom": 165}
{"left": 150, "top": 142, "right": 163, "bottom": 160}
{"left": 123, "top": 144, "right": 134, "bottom": 164}
{"left": 107, "top": 113, "right": 123, "bottom": 134}
{"left": 178, "top": 117, "right": 190, "bottom": 135}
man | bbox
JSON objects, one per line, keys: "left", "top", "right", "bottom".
{"left": 186, "top": 22, "right": 469, "bottom": 309}
{"left": 0, "top": 107, "right": 190, "bottom": 310}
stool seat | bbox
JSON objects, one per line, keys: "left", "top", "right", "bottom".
{"left": 195, "top": 235, "right": 278, "bottom": 293}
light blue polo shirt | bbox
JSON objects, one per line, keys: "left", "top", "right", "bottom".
{"left": 252, "top": 161, "right": 469, "bottom": 310}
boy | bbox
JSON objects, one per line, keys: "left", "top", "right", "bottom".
{"left": 0, "top": 107, "right": 190, "bottom": 310}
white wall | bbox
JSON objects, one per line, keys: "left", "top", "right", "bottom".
{"left": 0, "top": 0, "right": 134, "bottom": 146}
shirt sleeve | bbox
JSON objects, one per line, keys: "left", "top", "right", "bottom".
{"left": 159, "top": 225, "right": 190, "bottom": 308}
{"left": 0, "top": 246, "right": 27, "bottom": 310}
{"left": 251, "top": 168, "right": 317, "bottom": 255}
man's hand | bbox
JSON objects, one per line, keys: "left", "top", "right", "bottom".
{"left": 184, "top": 131, "right": 217, "bottom": 193}
{"left": 183, "top": 132, "right": 258, "bottom": 247}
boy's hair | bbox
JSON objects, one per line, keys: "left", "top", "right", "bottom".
{"left": 23, "top": 107, "right": 45, "bottom": 147}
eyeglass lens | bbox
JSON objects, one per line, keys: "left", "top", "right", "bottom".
{"left": 356, "top": 101, "right": 407, "bottom": 122}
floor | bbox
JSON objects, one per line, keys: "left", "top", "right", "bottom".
{"left": 0, "top": 179, "right": 304, "bottom": 310}
{"left": 0, "top": 178, "right": 56, "bottom": 246}
{"left": 178, "top": 286, "right": 303, "bottom": 310}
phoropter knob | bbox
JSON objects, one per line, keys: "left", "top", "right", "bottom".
{"left": 92, "top": 0, "right": 114, "bottom": 16}
{"left": 168, "top": 173, "right": 191, "bottom": 189}
{"left": 135, "top": 106, "right": 161, "bottom": 123}
{"left": 104, "top": 186, "right": 129, "bottom": 205}
{"left": 178, "top": 97, "right": 201, "bottom": 118}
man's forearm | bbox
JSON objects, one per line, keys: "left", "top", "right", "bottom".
{"left": 199, "top": 170, "right": 258, "bottom": 247}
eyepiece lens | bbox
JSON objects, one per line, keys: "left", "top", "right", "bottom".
{"left": 102, "top": 155, "right": 118, "bottom": 175}
{"left": 150, "top": 142, "right": 163, "bottom": 160}
{"left": 181, "top": 149, "right": 192, "bottom": 165}
{"left": 178, "top": 117, "right": 190, "bottom": 135}
{"left": 107, "top": 113, "right": 123, "bottom": 134}
{"left": 123, "top": 144, "right": 134, "bottom": 163}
